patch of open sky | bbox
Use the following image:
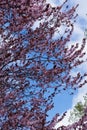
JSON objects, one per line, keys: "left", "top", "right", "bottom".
{"left": 19, "top": 29, "right": 28, "bottom": 35}
{"left": 45, "top": 61, "right": 54, "bottom": 70}
{"left": 3, "top": 22, "right": 10, "bottom": 29}
{"left": 31, "top": 20, "right": 41, "bottom": 30}
{"left": 0, "top": 35, "right": 3, "bottom": 47}
{"left": 78, "top": 17, "right": 87, "bottom": 30}
{"left": 26, "top": 51, "right": 39, "bottom": 59}
{"left": 46, "top": 0, "right": 65, "bottom": 7}
{"left": 22, "top": 40, "right": 29, "bottom": 48}
{"left": 70, "top": 32, "right": 80, "bottom": 42}
{"left": 47, "top": 89, "right": 78, "bottom": 121}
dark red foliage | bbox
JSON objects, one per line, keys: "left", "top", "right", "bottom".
{"left": 0, "top": 0, "right": 87, "bottom": 129}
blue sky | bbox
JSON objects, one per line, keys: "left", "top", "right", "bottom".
{"left": 46, "top": 0, "right": 87, "bottom": 128}
{"left": 47, "top": 90, "right": 77, "bottom": 121}
{"left": 21, "top": 0, "right": 87, "bottom": 125}
{"left": 45, "top": 0, "right": 87, "bottom": 128}
{"left": 0, "top": 0, "right": 87, "bottom": 129}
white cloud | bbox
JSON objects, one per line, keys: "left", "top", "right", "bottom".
{"left": 72, "top": 85, "right": 87, "bottom": 106}
{"left": 55, "top": 1, "right": 87, "bottom": 129}
{"left": 72, "top": 23, "right": 84, "bottom": 40}
{"left": 0, "top": 35, "right": 3, "bottom": 48}
{"left": 46, "top": 0, "right": 57, "bottom": 7}
{"left": 31, "top": 20, "right": 41, "bottom": 30}
{"left": 55, "top": 109, "right": 71, "bottom": 128}
{"left": 74, "top": 0, "right": 87, "bottom": 19}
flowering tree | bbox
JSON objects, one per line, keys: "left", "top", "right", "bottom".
{"left": 0, "top": 0, "right": 87, "bottom": 129}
